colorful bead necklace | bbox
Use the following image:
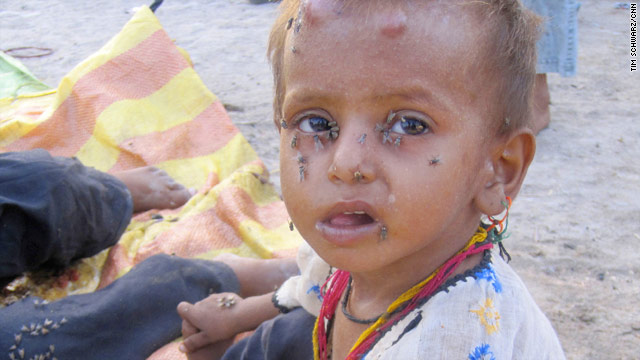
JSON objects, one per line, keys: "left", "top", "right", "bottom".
{"left": 312, "top": 227, "right": 494, "bottom": 360}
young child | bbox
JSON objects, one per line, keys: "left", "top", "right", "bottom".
{"left": 180, "top": 0, "right": 566, "bottom": 358}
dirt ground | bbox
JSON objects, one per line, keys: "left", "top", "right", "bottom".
{"left": 1, "top": 0, "right": 639, "bottom": 359}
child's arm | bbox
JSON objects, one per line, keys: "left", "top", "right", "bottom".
{"left": 177, "top": 292, "right": 279, "bottom": 354}
{"left": 177, "top": 255, "right": 299, "bottom": 354}
{"left": 215, "top": 253, "right": 299, "bottom": 298}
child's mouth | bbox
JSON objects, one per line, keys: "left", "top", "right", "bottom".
{"left": 316, "top": 203, "right": 380, "bottom": 246}
{"left": 327, "top": 211, "right": 374, "bottom": 226}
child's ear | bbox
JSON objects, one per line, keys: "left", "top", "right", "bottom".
{"left": 475, "top": 129, "right": 536, "bottom": 216}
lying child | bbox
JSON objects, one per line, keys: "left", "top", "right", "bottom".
{"left": 180, "top": 0, "right": 566, "bottom": 358}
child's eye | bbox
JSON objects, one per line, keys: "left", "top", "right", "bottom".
{"left": 389, "top": 112, "right": 430, "bottom": 135}
{"left": 298, "top": 115, "right": 332, "bottom": 133}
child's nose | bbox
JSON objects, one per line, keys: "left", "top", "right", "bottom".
{"left": 327, "top": 126, "right": 376, "bottom": 185}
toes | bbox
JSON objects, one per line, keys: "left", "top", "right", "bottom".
{"left": 149, "top": 166, "right": 163, "bottom": 174}
{"left": 127, "top": 166, "right": 193, "bottom": 211}
{"left": 169, "top": 188, "right": 192, "bottom": 208}
{"left": 167, "top": 180, "right": 184, "bottom": 191}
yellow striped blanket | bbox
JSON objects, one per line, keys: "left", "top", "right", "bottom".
{"left": 0, "top": 7, "right": 301, "bottom": 359}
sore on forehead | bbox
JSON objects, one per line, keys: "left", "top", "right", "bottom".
{"left": 283, "top": 0, "right": 495, "bottom": 111}
{"left": 290, "top": 0, "right": 490, "bottom": 59}
{"left": 298, "top": 0, "right": 408, "bottom": 38}
{"left": 285, "top": 0, "right": 492, "bottom": 88}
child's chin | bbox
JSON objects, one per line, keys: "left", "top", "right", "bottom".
{"left": 314, "top": 250, "right": 381, "bottom": 274}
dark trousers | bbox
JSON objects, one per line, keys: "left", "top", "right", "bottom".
{"left": 0, "top": 149, "right": 133, "bottom": 287}
{"left": 0, "top": 254, "right": 240, "bottom": 360}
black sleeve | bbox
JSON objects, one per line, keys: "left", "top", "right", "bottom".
{"left": 0, "top": 149, "right": 133, "bottom": 286}
{"left": 222, "top": 307, "right": 316, "bottom": 360}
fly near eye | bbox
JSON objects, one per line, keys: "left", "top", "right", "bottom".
{"left": 299, "top": 115, "right": 332, "bottom": 133}
{"left": 390, "top": 115, "right": 429, "bottom": 135}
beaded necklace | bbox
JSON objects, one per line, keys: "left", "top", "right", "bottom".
{"left": 312, "top": 227, "right": 493, "bottom": 360}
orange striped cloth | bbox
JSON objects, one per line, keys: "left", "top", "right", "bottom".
{"left": 0, "top": 7, "right": 300, "bottom": 358}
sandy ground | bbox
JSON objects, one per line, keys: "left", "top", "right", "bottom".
{"left": 1, "top": 0, "right": 639, "bottom": 359}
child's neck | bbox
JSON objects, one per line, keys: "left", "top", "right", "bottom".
{"left": 330, "top": 251, "right": 484, "bottom": 360}
{"left": 348, "top": 250, "right": 484, "bottom": 321}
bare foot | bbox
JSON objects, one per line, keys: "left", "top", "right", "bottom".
{"left": 114, "top": 166, "right": 194, "bottom": 213}
{"left": 531, "top": 73, "right": 551, "bottom": 134}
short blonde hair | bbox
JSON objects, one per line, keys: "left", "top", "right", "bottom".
{"left": 268, "top": 0, "right": 540, "bottom": 133}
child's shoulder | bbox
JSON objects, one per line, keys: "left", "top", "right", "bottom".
{"left": 366, "top": 250, "right": 566, "bottom": 359}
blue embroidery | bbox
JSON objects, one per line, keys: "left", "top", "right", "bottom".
{"left": 475, "top": 265, "right": 502, "bottom": 293}
{"left": 468, "top": 343, "right": 496, "bottom": 360}
{"left": 307, "top": 284, "right": 323, "bottom": 300}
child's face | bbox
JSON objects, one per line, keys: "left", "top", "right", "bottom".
{"left": 279, "top": 1, "right": 502, "bottom": 273}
